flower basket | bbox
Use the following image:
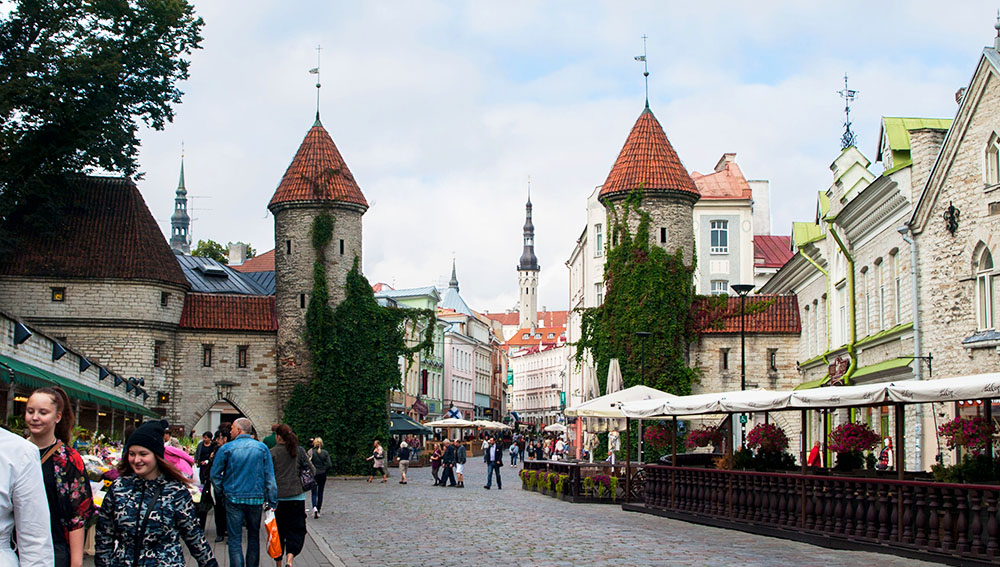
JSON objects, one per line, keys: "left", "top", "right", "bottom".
{"left": 593, "top": 474, "right": 612, "bottom": 499}
{"left": 828, "top": 422, "right": 880, "bottom": 471}
{"left": 554, "top": 474, "right": 569, "bottom": 496}
{"left": 686, "top": 426, "right": 724, "bottom": 450}
{"left": 939, "top": 416, "right": 997, "bottom": 456}
{"left": 745, "top": 423, "right": 789, "bottom": 454}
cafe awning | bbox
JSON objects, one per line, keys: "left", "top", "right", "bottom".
{"left": 389, "top": 413, "right": 432, "bottom": 435}
{"left": 0, "top": 355, "right": 157, "bottom": 417}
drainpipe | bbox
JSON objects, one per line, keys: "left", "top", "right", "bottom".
{"left": 898, "top": 224, "right": 923, "bottom": 471}
{"left": 825, "top": 224, "right": 858, "bottom": 383}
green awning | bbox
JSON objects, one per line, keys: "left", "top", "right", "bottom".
{"left": 389, "top": 413, "right": 432, "bottom": 435}
{"left": 851, "top": 357, "right": 913, "bottom": 380}
{"left": 0, "top": 355, "right": 157, "bottom": 417}
{"left": 855, "top": 322, "right": 913, "bottom": 347}
{"left": 794, "top": 374, "right": 830, "bottom": 391}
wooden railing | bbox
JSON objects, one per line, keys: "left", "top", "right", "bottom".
{"left": 639, "top": 465, "right": 1000, "bottom": 564}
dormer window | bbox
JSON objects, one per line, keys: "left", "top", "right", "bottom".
{"left": 522, "top": 333, "right": 529, "bottom": 340}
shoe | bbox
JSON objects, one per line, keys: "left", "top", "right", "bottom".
{"left": 367, "top": 478, "right": 372, "bottom": 483}
{"left": 498, "top": 486, "right": 502, "bottom": 490}
{"left": 314, "top": 510, "right": 320, "bottom": 519}
{"left": 484, "top": 485, "right": 490, "bottom": 490}
{"left": 214, "top": 536, "right": 225, "bottom": 543}
{"left": 380, "top": 479, "right": 387, "bottom": 483}
{"left": 401, "top": 481, "right": 407, "bottom": 484}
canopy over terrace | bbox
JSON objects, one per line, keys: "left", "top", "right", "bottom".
{"left": 565, "top": 384, "right": 675, "bottom": 433}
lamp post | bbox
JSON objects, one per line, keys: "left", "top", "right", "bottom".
{"left": 731, "top": 284, "right": 754, "bottom": 447}
{"left": 635, "top": 331, "right": 651, "bottom": 463}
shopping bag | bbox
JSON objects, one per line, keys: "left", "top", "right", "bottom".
{"left": 264, "top": 509, "right": 282, "bottom": 559}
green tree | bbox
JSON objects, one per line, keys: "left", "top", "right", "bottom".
{"left": 0, "top": 0, "right": 203, "bottom": 239}
{"left": 283, "top": 213, "right": 433, "bottom": 474}
{"left": 575, "top": 190, "right": 699, "bottom": 397}
{"left": 191, "top": 239, "right": 228, "bottom": 264}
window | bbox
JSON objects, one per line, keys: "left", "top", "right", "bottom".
{"left": 339, "top": 239, "right": 345, "bottom": 255}
{"left": 768, "top": 349, "right": 778, "bottom": 373}
{"left": 838, "top": 287, "right": 847, "bottom": 345}
{"left": 876, "top": 261, "right": 885, "bottom": 330}
{"left": 710, "top": 280, "right": 729, "bottom": 296}
{"left": 861, "top": 269, "right": 870, "bottom": 334}
{"left": 154, "top": 341, "right": 163, "bottom": 367}
{"left": 720, "top": 348, "right": 730, "bottom": 371}
{"left": 286, "top": 239, "right": 292, "bottom": 254}
{"left": 710, "top": 220, "right": 729, "bottom": 254}
{"left": 51, "top": 287, "right": 65, "bottom": 302}
{"left": 986, "top": 133, "right": 1000, "bottom": 185}
{"left": 160, "top": 292, "right": 170, "bottom": 307}
{"left": 660, "top": 227, "right": 667, "bottom": 244}
{"left": 421, "top": 369, "right": 429, "bottom": 395}
{"left": 594, "top": 224, "right": 603, "bottom": 257}
{"left": 894, "top": 254, "right": 902, "bottom": 324}
{"left": 202, "top": 344, "right": 213, "bottom": 367}
{"left": 237, "top": 345, "right": 248, "bottom": 368}
{"left": 977, "top": 247, "right": 996, "bottom": 330}
{"left": 300, "top": 293, "right": 306, "bottom": 309}
{"left": 595, "top": 282, "right": 603, "bottom": 305}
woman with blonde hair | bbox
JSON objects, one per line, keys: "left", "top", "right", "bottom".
{"left": 308, "top": 437, "right": 331, "bottom": 519}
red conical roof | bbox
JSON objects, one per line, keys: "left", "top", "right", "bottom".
{"left": 268, "top": 120, "right": 368, "bottom": 211}
{"left": 599, "top": 106, "right": 699, "bottom": 201}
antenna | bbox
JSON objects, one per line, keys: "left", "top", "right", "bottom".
{"left": 308, "top": 45, "right": 322, "bottom": 122}
{"left": 838, "top": 73, "right": 859, "bottom": 150}
{"left": 634, "top": 34, "right": 650, "bottom": 107}
{"left": 527, "top": 174, "right": 531, "bottom": 201}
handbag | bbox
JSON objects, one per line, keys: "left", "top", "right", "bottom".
{"left": 299, "top": 451, "right": 317, "bottom": 492}
{"left": 264, "top": 509, "right": 282, "bottom": 560}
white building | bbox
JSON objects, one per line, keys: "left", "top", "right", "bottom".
{"left": 509, "top": 344, "right": 568, "bottom": 426}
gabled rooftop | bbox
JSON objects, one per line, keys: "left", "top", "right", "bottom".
{"left": 691, "top": 154, "right": 752, "bottom": 200}
{"left": 179, "top": 293, "right": 277, "bottom": 331}
{"left": 232, "top": 249, "right": 275, "bottom": 273}
{"left": 268, "top": 120, "right": 368, "bottom": 212}
{"left": 175, "top": 254, "right": 270, "bottom": 295}
{"left": 599, "top": 106, "right": 699, "bottom": 202}
{"left": 754, "top": 235, "right": 793, "bottom": 269}
{"left": 694, "top": 295, "right": 800, "bottom": 334}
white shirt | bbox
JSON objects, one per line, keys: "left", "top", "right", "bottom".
{"left": 0, "top": 428, "right": 53, "bottom": 567}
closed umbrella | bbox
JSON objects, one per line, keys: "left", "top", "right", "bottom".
{"left": 604, "top": 359, "right": 626, "bottom": 433}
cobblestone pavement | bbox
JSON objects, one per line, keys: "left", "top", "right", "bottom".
{"left": 309, "top": 458, "right": 946, "bottom": 567}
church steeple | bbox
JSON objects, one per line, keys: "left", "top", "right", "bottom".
{"left": 449, "top": 258, "right": 459, "bottom": 291}
{"left": 517, "top": 189, "right": 539, "bottom": 330}
{"left": 169, "top": 157, "right": 190, "bottom": 253}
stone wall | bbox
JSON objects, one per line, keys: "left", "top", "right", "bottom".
{"left": 273, "top": 205, "right": 363, "bottom": 404}
{"left": 605, "top": 193, "right": 696, "bottom": 267}
{"left": 691, "top": 333, "right": 801, "bottom": 394}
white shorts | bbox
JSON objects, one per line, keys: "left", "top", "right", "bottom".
{"left": 455, "top": 463, "right": 465, "bottom": 474}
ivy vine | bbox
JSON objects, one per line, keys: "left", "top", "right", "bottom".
{"left": 283, "top": 213, "right": 435, "bottom": 475}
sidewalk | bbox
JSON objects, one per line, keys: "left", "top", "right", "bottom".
{"left": 83, "top": 513, "right": 339, "bottom": 567}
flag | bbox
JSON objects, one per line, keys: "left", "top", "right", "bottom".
{"left": 308, "top": 67, "right": 319, "bottom": 74}
{"left": 634, "top": 55, "right": 646, "bottom": 62}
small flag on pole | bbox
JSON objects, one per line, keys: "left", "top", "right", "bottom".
{"left": 308, "top": 67, "right": 319, "bottom": 74}
{"left": 634, "top": 55, "right": 646, "bottom": 62}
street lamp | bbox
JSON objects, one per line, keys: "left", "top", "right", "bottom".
{"left": 731, "top": 284, "right": 754, "bottom": 447}
{"left": 635, "top": 331, "right": 651, "bottom": 463}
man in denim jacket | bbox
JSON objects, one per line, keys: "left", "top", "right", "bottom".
{"left": 211, "top": 418, "right": 277, "bottom": 567}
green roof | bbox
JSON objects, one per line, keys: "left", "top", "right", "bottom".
{"left": 855, "top": 322, "right": 913, "bottom": 348}
{"left": 0, "top": 355, "right": 157, "bottom": 417}
{"left": 795, "top": 374, "right": 830, "bottom": 390}
{"left": 818, "top": 191, "right": 830, "bottom": 216}
{"left": 881, "top": 117, "right": 953, "bottom": 152}
{"left": 851, "top": 357, "right": 913, "bottom": 380}
{"left": 793, "top": 221, "right": 824, "bottom": 247}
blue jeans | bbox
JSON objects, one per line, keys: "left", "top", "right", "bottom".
{"left": 485, "top": 462, "right": 502, "bottom": 488}
{"left": 510, "top": 452, "right": 519, "bottom": 466}
{"left": 225, "top": 502, "right": 262, "bottom": 567}
{"left": 311, "top": 473, "right": 328, "bottom": 511}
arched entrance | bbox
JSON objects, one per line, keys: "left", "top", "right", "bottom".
{"left": 192, "top": 398, "right": 246, "bottom": 437}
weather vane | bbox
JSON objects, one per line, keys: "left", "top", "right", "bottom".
{"left": 838, "top": 73, "right": 859, "bottom": 150}
{"left": 634, "top": 35, "right": 650, "bottom": 107}
{"left": 308, "top": 45, "right": 322, "bottom": 121}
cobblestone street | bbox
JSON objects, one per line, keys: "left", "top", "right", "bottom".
{"left": 309, "top": 459, "right": 946, "bottom": 567}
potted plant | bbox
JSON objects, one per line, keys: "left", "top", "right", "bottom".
{"left": 583, "top": 475, "right": 594, "bottom": 496}
{"left": 609, "top": 476, "right": 619, "bottom": 502}
{"left": 932, "top": 416, "right": 999, "bottom": 483}
{"left": 686, "top": 425, "right": 724, "bottom": 451}
{"left": 828, "top": 422, "right": 881, "bottom": 471}
{"left": 744, "top": 422, "right": 794, "bottom": 470}
{"left": 593, "top": 474, "right": 612, "bottom": 498}
{"left": 554, "top": 474, "right": 569, "bottom": 497}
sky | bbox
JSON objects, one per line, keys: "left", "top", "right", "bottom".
{"left": 135, "top": 1, "right": 998, "bottom": 314}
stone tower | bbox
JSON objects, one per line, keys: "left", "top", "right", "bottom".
{"left": 517, "top": 192, "right": 539, "bottom": 330}
{"left": 268, "top": 115, "right": 368, "bottom": 402}
{"left": 169, "top": 158, "right": 190, "bottom": 253}
{"left": 598, "top": 103, "right": 699, "bottom": 266}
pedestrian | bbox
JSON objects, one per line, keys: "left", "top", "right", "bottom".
{"left": 208, "top": 433, "right": 228, "bottom": 541}
{"left": 365, "top": 440, "right": 387, "bottom": 483}
{"left": 439, "top": 439, "right": 457, "bottom": 487}
{"left": 25, "top": 387, "right": 95, "bottom": 567}
{"left": 509, "top": 442, "right": 519, "bottom": 466}
{"left": 269, "top": 424, "right": 314, "bottom": 567}
{"left": 0, "top": 425, "right": 54, "bottom": 566}
{"left": 483, "top": 437, "right": 503, "bottom": 490}
{"left": 395, "top": 441, "right": 411, "bottom": 484}
{"left": 308, "top": 438, "right": 332, "bottom": 519}
{"left": 164, "top": 430, "right": 194, "bottom": 480}
{"left": 95, "top": 419, "right": 218, "bottom": 567}
{"left": 194, "top": 432, "right": 215, "bottom": 531}
{"left": 210, "top": 417, "right": 277, "bottom": 567}
{"left": 430, "top": 445, "right": 442, "bottom": 485}
{"left": 454, "top": 439, "right": 467, "bottom": 488}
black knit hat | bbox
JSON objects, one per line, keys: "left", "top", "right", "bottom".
{"left": 125, "top": 419, "right": 167, "bottom": 458}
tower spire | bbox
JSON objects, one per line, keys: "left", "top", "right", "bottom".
{"left": 634, "top": 34, "right": 650, "bottom": 107}
{"left": 169, "top": 152, "right": 191, "bottom": 254}
{"left": 517, "top": 180, "right": 540, "bottom": 330}
{"left": 838, "top": 73, "right": 859, "bottom": 150}
{"left": 309, "top": 45, "right": 322, "bottom": 125}
{"left": 449, "top": 258, "right": 459, "bottom": 290}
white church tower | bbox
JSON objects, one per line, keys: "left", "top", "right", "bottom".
{"left": 517, "top": 192, "right": 539, "bottom": 330}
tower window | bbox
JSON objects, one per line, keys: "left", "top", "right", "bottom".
{"left": 660, "top": 227, "right": 667, "bottom": 243}
{"left": 768, "top": 348, "right": 778, "bottom": 373}
{"left": 710, "top": 220, "right": 729, "bottom": 254}
{"left": 300, "top": 294, "right": 306, "bottom": 309}
{"left": 202, "top": 344, "right": 213, "bottom": 367}
{"left": 594, "top": 224, "right": 603, "bottom": 257}
{"left": 720, "top": 348, "right": 729, "bottom": 371}
{"left": 237, "top": 345, "right": 248, "bottom": 368}
{"left": 51, "top": 287, "right": 65, "bottom": 302}
{"left": 340, "top": 239, "right": 345, "bottom": 255}
{"left": 154, "top": 341, "right": 164, "bottom": 367}
{"left": 286, "top": 239, "right": 292, "bottom": 254}
{"left": 160, "top": 292, "right": 170, "bottom": 307}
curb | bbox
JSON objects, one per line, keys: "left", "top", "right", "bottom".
{"left": 307, "top": 524, "right": 348, "bottom": 567}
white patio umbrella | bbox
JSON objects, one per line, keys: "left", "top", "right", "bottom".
{"left": 543, "top": 423, "right": 567, "bottom": 433}
{"left": 471, "top": 420, "right": 508, "bottom": 430}
{"left": 424, "top": 417, "right": 475, "bottom": 428}
{"left": 606, "top": 358, "right": 624, "bottom": 395}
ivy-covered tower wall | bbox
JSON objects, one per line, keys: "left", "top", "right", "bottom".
{"left": 268, "top": 118, "right": 369, "bottom": 405}
{"left": 605, "top": 191, "right": 697, "bottom": 267}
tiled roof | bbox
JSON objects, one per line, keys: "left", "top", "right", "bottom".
{"left": 694, "top": 295, "right": 800, "bottom": 334}
{"left": 599, "top": 106, "right": 699, "bottom": 201}
{"left": 179, "top": 293, "right": 277, "bottom": 331}
{"left": 176, "top": 254, "right": 270, "bottom": 295}
{"left": 267, "top": 120, "right": 368, "bottom": 211}
{"left": 0, "top": 176, "right": 187, "bottom": 287}
{"left": 482, "top": 310, "right": 569, "bottom": 327}
{"left": 232, "top": 250, "right": 274, "bottom": 273}
{"left": 691, "top": 159, "right": 752, "bottom": 200}
{"left": 504, "top": 326, "right": 568, "bottom": 348}
{"left": 754, "top": 235, "right": 793, "bottom": 269}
